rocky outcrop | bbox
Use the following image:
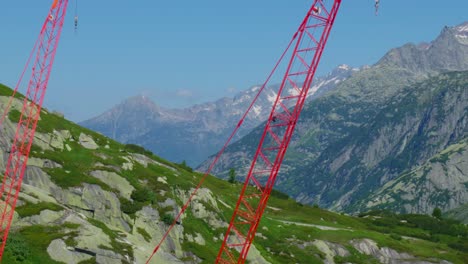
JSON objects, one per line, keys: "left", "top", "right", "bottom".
{"left": 183, "top": 188, "right": 227, "bottom": 229}
{"left": 90, "top": 170, "right": 135, "bottom": 199}
{"left": 361, "top": 139, "right": 468, "bottom": 213}
{"left": 79, "top": 133, "right": 99, "bottom": 149}
{"left": 351, "top": 239, "right": 452, "bottom": 264}
{"left": 47, "top": 239, "right": 93, "bottom": 264}
{"left": 59, "top": 184, "right": 131, "bottom": 231}
{"left": 311, "top": 240, "right": 350, "bottom": 264}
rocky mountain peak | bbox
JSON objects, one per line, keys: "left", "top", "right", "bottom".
{"left": 377, "top": 21, "right": 468, "bottom": 73}
{"left": 338, "top": 64, "right": 350, "bottom": 70}
{"left": 119, "top": 94, "right": 161, "bottom": 113}
{"left": 454, "top": 21, "right": 468, "bottom": 44}
{"left": 455, "top": 21, "right": 468, "bottom": 32}
{"left": 326, "top": 64, "right": 361, "bottom": 79}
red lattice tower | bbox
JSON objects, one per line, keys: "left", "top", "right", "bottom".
{"left": 0, "top": 0, "right": 69, "bottom": 259}
{"left": 145, "top": 1, "right": 343, "bottom": 263}
{"left": 216, "top": 1, "right": 342, "bottom": 262}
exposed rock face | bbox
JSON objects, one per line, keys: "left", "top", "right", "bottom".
{"left": 18, "top": 209, "right": 64, "bottom": 226}
{"left": 351, "top": 239, "right": 452, "bottom": 264}
{"left": 17, "top": 155, "right": 186, "bottom": 264}
{"left": 27, "top": 157, "right": 62, "bottom": 168}
{"left": 198, "top": 22, "right": 468, "bottom": 215}
{"left": 47, "top": 239, "right": 93, "bottom": 264}
{"left": 378, "top": 22, "right": 468, "bottom": 74}
{"left": 311, "top": 240, "right": 350, "bottom": 264}
{"left": 79, "top": 133, "right": 99, "bottom": 149}
{"left": 361, "top": 139, "right": 468, "bottom": 214}
{"left": 23, "top": 167, "right": 131, "bottom": 232}
{"left": 184, "top": 188, "right": 227, "bottom": 229}
{"left": 90, "top": 170, "right": 135, "bottom": 199}
{"left": 61, "top": 184, "right": 131, "bottom": 231}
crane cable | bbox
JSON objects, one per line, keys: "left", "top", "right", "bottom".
{"left": 375, "top": 0, "right": 380, "bottom": 16}
{"left": 74, "top": 0, "right": 78, "bottom": 33}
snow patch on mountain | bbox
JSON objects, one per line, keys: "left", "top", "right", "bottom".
{"left": 338, "top": 64, "right": 350, "bottom": 70}
{"left": 251, "top": 86, "right": 260, "bottom": 92}
{"left": 252, "top": 105, "right": 262, "bottom": 117}
{"left": 454, "top": 22, "right": 468, "bottom": 45}
{"left": 288, "top": 88, "right": 300, "bottom": 96}
{"left": 456, "top": 24, "right": 468, "bottom": 32}
{"left": 267, "top": 91, "right": 277, "bottom": 104}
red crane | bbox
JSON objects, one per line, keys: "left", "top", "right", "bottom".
{"left": 216, "top": 1, "right": 341, "bottom": 262}
{"left": 0, "top": 0, "right": 69, "bottom": 259}
{"left": 148, "top": 0, "right": 342, "bottom": 263}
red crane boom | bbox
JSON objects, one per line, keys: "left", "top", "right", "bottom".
{"left": 0, "top": 0, "right": 69, "bottom": 259}
{"left": 148, "top": 1, "right": 343, "bottom": 263}
{"left": 216, "top": 0, "right": 342, "bottom": 262}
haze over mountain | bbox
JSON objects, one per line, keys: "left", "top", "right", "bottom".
{"left": 81, "top": 65, "right": 361, "bottom": 166}
{"left": 199, "top": 22, "right": 468, "bottom": 216}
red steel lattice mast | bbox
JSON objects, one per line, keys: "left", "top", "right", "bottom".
{"left": 0, "top": 0, "right": 69, "bottom": 259}
{"left": 216, "top": 1, "right": 342, "bottom": 262}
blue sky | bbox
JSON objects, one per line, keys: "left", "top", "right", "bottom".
{"left": 0, "top": 0, "right": 467, "bottom": 122}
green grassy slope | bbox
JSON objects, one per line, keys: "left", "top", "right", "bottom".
{"left": 0, "top": 83, "right": 466, "bottom": 263}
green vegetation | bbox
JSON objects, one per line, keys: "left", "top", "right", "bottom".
{"left": 0, "top": 83, "right": 23, "bottom": 99}
{"left": 433, "top": 207, "right": 442, "bottom": 219}
{"left": 77, "top": 258, "right": 97, "bottom": 264}
{"left": 3, "top": 225, "right": 75, "bottom": 264}
{"left": 64, "top": 235, "right": 78, "bottom": 248}
{"left": 358, "top": 210, "right": 468, "bottom": 254}
{"left": 120, "top": 197, "right": 140, "bottom": 215}
{"left": 136, "top": 227, "right": 151, "bottom": 242}
{"left": 8, "top": 109, "right": 21, "bottom": 123}
{"left": 45, "top": 167, "right": 114, "bottom": 191}
{"left": 131, "top": 187, "right": 156, "bottom": 203}
{"left": 161, "top": 213, "right": 175, "bottom": 225}
{"left": 3, "top": 235, "right": 30, "bottom": 263}
{"left": 87, "top": 218, "right": 134, "bottom": 260}
{"left": 228, "top": 168, "right": 236, "bottom": 183}
{"left": 335, "top": 247, "right": 380, "bottom": 264}
{"left": 124, "top": 143, "right": 153, "bottom": 156}
{"left": 179, "top": 160, "right": 193, "bottom": 172}
{"left": 15, "top": 202, "right": 63, "bottom": 218}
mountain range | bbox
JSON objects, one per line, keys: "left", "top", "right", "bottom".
{"left": 80, "top": 65, "right": 362, "bottom": 166}
{"left": 198, "top": 22, "right": 468, "bottom": 216}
